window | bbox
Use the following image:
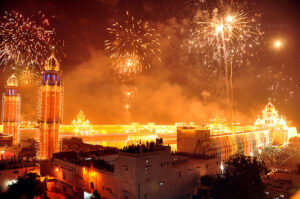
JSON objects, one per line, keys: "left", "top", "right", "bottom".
{"left": 145, "top": 167, "right": 149, "bottom": 176}
{"left": 90, "top": 182, "right": 94, "bottom": 189}
{"left": 265, "top": 191, "right": 269, "bottom": 195}
{"left": 123, "top": 191, "right": 129, "bottom": 199}
{"left": 280, "top": 194, "right": 284, "bottom": 198}
{"left": 63, "top": 171, "right": 66, "bottom": 180}
{"left": 196, "top": 166, "right": 200, "bottom": 173}
{"left": 159, "top": 181, "right": 164, "bottom": 187}
{"left": 145, "top": 159, "right": 149, "bottom": 164}
{"left": 123, "top": 166, "right": 129, "bottom": 176}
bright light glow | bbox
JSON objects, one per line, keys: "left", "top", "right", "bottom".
{"left": 5, "top": 179, "right": 17, "bottom": 188}
{"left": 274, "top": 40, "right": 282, "bottom": 48}
{"left": 220, "top": 162, "right": 224, "bottom": 173}
{"left": 215, "top": 24, "right": 224, "bottom": 33}
{"left": 226, "top": 15, "right": 234, "bottom": 23}
{"left": 55, "top": 168, "right": 59, "bottom": 172}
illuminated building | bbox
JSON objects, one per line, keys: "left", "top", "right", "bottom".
{"left": 49, "top": 145, "right": 220, "bottom": 199}
{"left": 38, "top": 54, "right": 63, "bottom": 159}
{"left": 71, "top": 110, "right": 93, "bottom": 136}
{"left": 254, "top": 101, "right": 297, "bottom": 145}
{"left": 1, "top": 74, "right": 21, "bottom": 145}
{"left": 178, "top": 102, "right": 298, "bottom": 160}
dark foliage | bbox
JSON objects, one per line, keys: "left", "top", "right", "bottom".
{"left": 196, "top": 155, "right": 269, "bottom": 199}
{"left": 3, "top": 173, "right": 46, "bottom": 199}
{"left": 90, "top": 190, "right": 101, "bottom": 199}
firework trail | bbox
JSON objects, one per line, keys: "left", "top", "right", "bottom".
{"left": 259, "top": 65, "right": 299, "bottom": 104}
{"left": 105, "top": 11, "right": 160, "bottom": 80}
{"left": 189, "top": 1, "right": 263, "bottom": 121}
{"left": 0, "top": 10, "right": 55, "bottom": 70}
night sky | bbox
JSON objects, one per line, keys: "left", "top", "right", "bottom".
{"left": 0, "top": 0, "right": 299, "bottom": 128}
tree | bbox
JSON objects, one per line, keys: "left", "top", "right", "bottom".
{"left": 211, "top": 155, "right": 269, "bottom": 199}
{"left": 5, "top": 173, "right": 46, "bottom": 199}
{"left": 90, "top": 190, "right": 101, "bottom": 199}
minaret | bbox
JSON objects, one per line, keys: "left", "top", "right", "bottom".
{"left": 39, "top": 54, "right": 63, "bottom": 159}
{"left": 1, "top": 74, "right": 21, "bottom": 145}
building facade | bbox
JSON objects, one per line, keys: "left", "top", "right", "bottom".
{"left": 50, "top": 146, "right": 220, "bottom": 199}
{"left": 1, "top": 74, "right": 21, "bottom": 145}
{"left": 178, "top": 102, "right": 298, "bottom": 161}
{"left": 39, "top": 54, "right": 63, "bottom": 159}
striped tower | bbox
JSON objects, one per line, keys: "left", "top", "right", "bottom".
{"left": 39, "top": 54, "right": 63, "bottom": 159}
{"left": 1, "top": 74, "right": 21, "bottom": 145}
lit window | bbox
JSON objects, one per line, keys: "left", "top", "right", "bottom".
{"left": 159, "top": 181, "right": 164, "bottom": 187}
{"left": 145, "top": 167, "right": 149, "bottom": 176}
{"left": 265, "top": 191, "right": 269, "bottom": 195}
{"left": 280, "top": 194, "right": 284, "bottom": 198}
{"left": 145, "top": 159, "right": 149, "bottom": 164}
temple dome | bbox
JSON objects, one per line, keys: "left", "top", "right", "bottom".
{"left": 44, "top": 54, "right": 60, "bottom": 71}
{"left": 7, "top": 74, "right": 18, "bottom": 87}
{"left": 264, "top": 102, "right": 275, "bottom": 113}
{"left": 254, "top": 117, "right": 263, "bottom": 126}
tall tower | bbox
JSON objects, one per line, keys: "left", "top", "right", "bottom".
{"left": 1, "top": 74, "right": 21, "bottom": 145}
{"left": 39, "top": 54, "right": 63, "bottom": 159}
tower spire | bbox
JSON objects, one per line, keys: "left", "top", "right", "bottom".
{"left": 39, "top": 53, "right": 63, "bottom": 159}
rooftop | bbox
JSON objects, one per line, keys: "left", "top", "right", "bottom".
{"left": 53, "top": 150, "right": 117, "bottom": 172}
{"left": 120, "top": 139, "right": 167, "bottom": 154}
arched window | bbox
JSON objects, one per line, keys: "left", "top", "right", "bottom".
{"left": 47, "top": 74, "right": 50, "bottom": 82}
{"left": 8, "top": 89, "right": 11, "bottom": 96}
{"left": 53, "top": 74, "right": 56, "bottom": 82}
{"left": 43, "top": 75, "right": 46, "bottom": 83}
{"left": 12, "top": 89, "right": 15, "bottom": 95}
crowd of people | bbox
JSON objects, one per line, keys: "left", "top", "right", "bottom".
{"left": 258, "top": 140, "right": 300, "bottom": 169}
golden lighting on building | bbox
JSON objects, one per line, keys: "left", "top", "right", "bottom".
{"left": 72, "top": 110, "right": 93, "bottom": 136}
{"left": 38, "top": 53, "right": 63, "bottom": 160}
{"left": 2, "top": 74, "right": 21, "bottom": 145}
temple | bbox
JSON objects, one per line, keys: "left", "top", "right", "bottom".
{"left": 177, "top": 102, "right": 297, "bottom": 160}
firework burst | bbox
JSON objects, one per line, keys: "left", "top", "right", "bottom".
{"left": 105, "top": 11, "right": 160, "bottom": 80}
{"left": 15, "top": 66, "right": 40, "bottom": 88}
{"left": 0, "top": 10, "right": 55, "bottom": 70}
{"left": 189, "top": 2, "right": 263, "bottom": 73}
